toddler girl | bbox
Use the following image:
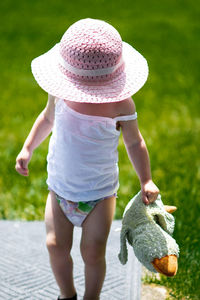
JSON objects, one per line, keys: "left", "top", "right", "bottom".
{"left": 15, "top": 18, "right": 159, "bottom": 300}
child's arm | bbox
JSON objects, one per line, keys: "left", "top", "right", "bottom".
{"left": 15, "top": 94, "right": 56, "bottom": 176}
{"left": 119, "top": 98, "right": 159, "bottom": 205}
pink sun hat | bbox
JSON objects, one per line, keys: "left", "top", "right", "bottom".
{"left": 31, "top": 18, "right": 149, "bottom": 103}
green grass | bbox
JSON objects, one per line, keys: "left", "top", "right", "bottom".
{"left": 0, "top": 0, "right": 200, "bottom": 298}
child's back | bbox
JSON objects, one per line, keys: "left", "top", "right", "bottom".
{"left": 47, "top": 97, "right": 137, "bottom": 202}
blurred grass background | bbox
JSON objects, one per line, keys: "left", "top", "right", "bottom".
{"left": 0, "top": 0, "right": 199, "bottom": 298}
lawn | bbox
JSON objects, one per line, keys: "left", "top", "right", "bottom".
{"left": 0, "top": 0, "right": 200, "bottom": 299}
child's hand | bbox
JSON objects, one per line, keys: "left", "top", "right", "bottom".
{"left": 15, "top": 148, "right": 33, "bottom": 176}
{"left": 141, "top": 180, "right": 160, "bottom": 205}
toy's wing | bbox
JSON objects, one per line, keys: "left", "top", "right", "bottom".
{"left": 153, "top": 212, "right": 175, "bottom": 235}
{"left": 150, "top": 196, "right": 175, "bottom": 235}
{"left": 118, "top": 226, "right": 129, "bottom": 265}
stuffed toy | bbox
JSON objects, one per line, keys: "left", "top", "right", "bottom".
{"left": 118, "top": 191, "right": 180, "bottom": 277}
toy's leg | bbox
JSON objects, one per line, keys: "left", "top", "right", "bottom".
{"left": 80, "top": 195, "right": 116, "bottom": 300}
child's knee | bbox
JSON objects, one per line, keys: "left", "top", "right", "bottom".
{"left": 81, "top": 242, "right": 106, "bottom": 265}
{"left": 46, "top": 233, "right": 71, "bottom": 254}
{"left": 46, "top": 234, "right": 59, "bottom": 253}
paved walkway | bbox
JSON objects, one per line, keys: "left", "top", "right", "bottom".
{"left": 0, "top": 220, "right": 142, "bottom": 300}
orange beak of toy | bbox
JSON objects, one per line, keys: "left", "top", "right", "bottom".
{"left": 152, "top": 254, "right": 178, "bottom": 277}
{"left": 151, "top": 205, "right": 178, "bottom": 277}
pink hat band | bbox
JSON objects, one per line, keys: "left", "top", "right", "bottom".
{"left": 31, "top": 18, "right": 149, "bottom": 103}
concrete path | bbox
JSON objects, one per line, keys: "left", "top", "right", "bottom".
{"left": 0, "top": 220, "right": 142, "bottom": 300}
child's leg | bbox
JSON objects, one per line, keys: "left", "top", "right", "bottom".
{"left": 80, "top": 195, "right": 116, "bottom": 300}
{"left": 45, "top": 190, "right": 76, "bottom": 298}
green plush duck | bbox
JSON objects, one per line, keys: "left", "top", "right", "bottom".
{"left": 118, "top": 191, "right": 180, "bottom": 277}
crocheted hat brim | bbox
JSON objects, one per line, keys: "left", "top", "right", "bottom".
{"left": 31, "top": 42, "right": 148, "bottom": 103}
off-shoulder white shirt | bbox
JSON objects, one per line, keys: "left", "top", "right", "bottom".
{"left": 47, "top": 99, "right": 137, "bottom": 202}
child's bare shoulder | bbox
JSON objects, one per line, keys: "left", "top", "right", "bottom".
{"left": 116, "top": 97, "right": 136, "bottom": 116}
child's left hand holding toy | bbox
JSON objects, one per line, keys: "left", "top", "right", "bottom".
{"left": 141, "top": 179, "right": 160, "bottom": 205}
